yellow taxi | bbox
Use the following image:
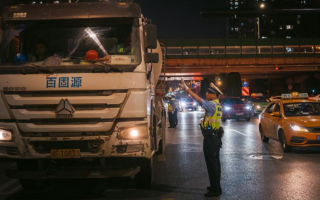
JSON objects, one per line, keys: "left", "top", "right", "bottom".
{"left": 259, "top": 92, "right": 320, "bottom": 152}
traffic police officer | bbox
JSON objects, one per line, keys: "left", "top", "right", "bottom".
{"left": 180, "top": 79, "right": 224, "bottom": 197}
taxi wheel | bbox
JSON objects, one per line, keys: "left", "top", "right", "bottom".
{"left": 259, "top": 125, "right": 269, "bottom": 143}
{"left": 279, "top": 131, "right": 293, "bottom": 152}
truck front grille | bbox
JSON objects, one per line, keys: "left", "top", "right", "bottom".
{"left": 4, "top": 91, "right": 127, "bottom": 133}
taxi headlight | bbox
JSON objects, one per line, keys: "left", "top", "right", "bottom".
{"left": 225, "top": 106, "right": 231, "bottom": 111}
{"left": 290, "top": 125, "right": 309, "bottom": 132}
{"left": 0, "top": 129, "right": 12, "bottom": 141}
{"left": 118, "top": 125, "right": 148, "bottom": 140}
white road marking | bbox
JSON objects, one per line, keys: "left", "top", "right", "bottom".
{"left": 226, "top": 128, "right": 247, "bottom": 136}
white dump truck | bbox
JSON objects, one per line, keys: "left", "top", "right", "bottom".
{"left": 0, "top": 0, "right": 166, "bottom": 189}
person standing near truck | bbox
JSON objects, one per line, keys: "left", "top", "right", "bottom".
{"left": 168, "top": 98, "right": 176, "bottom": 128}
{"left": 180, "top": 78, "right": 224, "bottom": 197}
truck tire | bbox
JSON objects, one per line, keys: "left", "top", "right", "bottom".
{"left": 157, "top": 115, "right": 166, "bottom": 154}
{"left": 135, "top": 158, "right": 153, "bottom": 187}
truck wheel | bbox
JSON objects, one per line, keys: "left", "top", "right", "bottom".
{"left": 157, "top": 139, "right": 165, "bottom": 154}
{"left": 279, "top": 131, "right": 292, "bottom": 152}
{"left": 136, "top": 158, "right": 153, "bottom": 188}
{"left": 157, "top": 115, "right": 166, "bottom": 154}
{"left": 259, "top": 125, "right": 269, "bottom": 143}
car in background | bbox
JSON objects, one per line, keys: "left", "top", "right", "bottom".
{"left": 259, "top": 92, "right": 320, "bottom": 152}
{"left": 245, "top": 96, "right": 271, "bottom": 116}
{"left": 270, "top": 96, "right": 282, "bottom": 102}
{"left": 220, "top": 97, "right": 252, "bottom": 121}
{"left": 309, "top": 94, "right": 320, "bottom": 102}
{"left": 179, "top": 98, "right": 198, "bottom": 111}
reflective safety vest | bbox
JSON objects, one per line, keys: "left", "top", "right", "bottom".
{"left": 201, "top": 99, "right": 222, "bottom": 129}
{"left": 168, "top": 103, "right": 173, "bottom": 112}
{"left": 117, "top": 44, "right": 134, "bottom": 55}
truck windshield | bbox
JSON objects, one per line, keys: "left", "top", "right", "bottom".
{"left": 283, "top": 103, "right": 320, "bottom": 117}
{"left": 0, "top": 18, "right": 141, "bottom": 66}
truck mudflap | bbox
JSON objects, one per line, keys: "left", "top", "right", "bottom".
{"left": 6, "top": 167, "right": 140, "bottom": 179}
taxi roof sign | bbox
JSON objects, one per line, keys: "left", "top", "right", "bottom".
{"left": 281, "top": 92, "right": 309, "bottom": 99}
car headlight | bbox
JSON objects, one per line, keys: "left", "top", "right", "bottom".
{"left": 256, "top": 105, "right": 261, "bottom": 109}
{"left": 0, "top": 129, "right": 12, "bottom": 141}
{"left": 181, "top": 102, "right": 186, "bottom": 106}
{"left": 224, "top": 106, "right": 231, "bottom": 111}
{"left": 193, "top": 103, "right": 197, "bottom": 106}
{"left": 118, "top": 125, "right": 148, "bottom": 140}
{"left": 245, "top": 106, "right": 251, "bottom": 110}
{"left": 290, "top": 125, "right": 309, "bottom": 132}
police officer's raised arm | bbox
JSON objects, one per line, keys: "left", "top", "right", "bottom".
{"left": 179, "top": 79, "right": 203, "bottom": 104}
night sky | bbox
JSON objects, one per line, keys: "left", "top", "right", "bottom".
{"left": 135, "top": 0, "right": 226, "bottom": 39}
{"left": 0, "top": 0, "right": 227, "bottom": 39}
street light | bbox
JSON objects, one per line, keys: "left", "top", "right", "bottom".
{"left": 257, "top": 3, "right": 265, "bottom": 39}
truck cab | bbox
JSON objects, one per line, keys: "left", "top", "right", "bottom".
{"left": 0, "top": 0, "right": 166, "bottom": 189}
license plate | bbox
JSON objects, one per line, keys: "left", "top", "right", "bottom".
{"left": 51, "top": 149, "right": 80, "bottom": 159}
{"left": 317, "top": 136, "right": 320, "bottom": 141}
{"left": 236, "top": 113, "right": 244, "bottom": 116}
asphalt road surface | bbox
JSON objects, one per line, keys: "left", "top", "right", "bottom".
{"left": 1, "top": 110, "right": 320, "bottom": 200}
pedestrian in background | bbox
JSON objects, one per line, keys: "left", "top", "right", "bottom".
{"left": 172, "top": 97, "right": 179, "bottom": 127}
{"left": 180, "top": 78, "right": 224, "bottom": 197}
{"left": 168, "top": 98, "right": 176, "bottom": 128}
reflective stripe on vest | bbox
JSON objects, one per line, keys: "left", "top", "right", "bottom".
{"left": 201, "top": 99, "right": 222, "bottom": 129}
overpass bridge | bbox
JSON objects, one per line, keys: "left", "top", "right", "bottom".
{"left": 160, "top": 38, "right": 320, "bottom": 80}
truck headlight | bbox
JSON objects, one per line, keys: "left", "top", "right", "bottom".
{"left": 118, "top": 125, "right": 148, "bottom": 140}
{"left": 0, "top": 129, "right": 12, "bottom": 141}
{"left": 290, "top": 125, "right": 309, "bottom": 132}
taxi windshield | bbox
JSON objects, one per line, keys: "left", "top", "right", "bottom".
{"left": 252, "top": 97, "right": 270, "bottom": 103}
{"left": 0, "top": 18, "right": 141, "bottom": 66}
{"left": 283, "top": 103, "right": 320, "bottom": 117}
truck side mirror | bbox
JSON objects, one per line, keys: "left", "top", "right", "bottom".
{"left": 145, "top": 53, "right": 159, "bottom": 63}
{"left": 144, "top": 24, "right": 157, "bottom": 49}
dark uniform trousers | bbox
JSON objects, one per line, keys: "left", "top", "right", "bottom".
{"left": 168, "top": 111, "right": 175, "bottom": 127}
{"left": 203, "top": 134, "right": 222, "bottom": 193}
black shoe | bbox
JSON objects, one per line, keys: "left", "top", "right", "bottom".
{"left": 168, "top": 127, "right": 173, "bottom": 128}
{"left": 204, "top": 191, "right": 222, "bottom": 197}
{"left": 207, "top": 186, "right": 222, "bottom": 192}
